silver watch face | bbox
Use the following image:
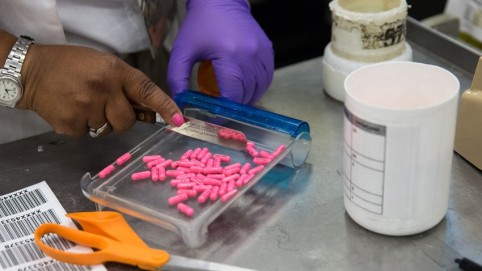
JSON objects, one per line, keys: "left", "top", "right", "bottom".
{"left": 0, "top": 76, "right": 22, "bottom": 106}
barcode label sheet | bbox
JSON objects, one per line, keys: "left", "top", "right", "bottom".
{"left": 0, "top": 181, "right": 107, "bottom": 271}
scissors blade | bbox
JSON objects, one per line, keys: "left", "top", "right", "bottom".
{"left": 163, "top": 254, "right": 258, "bottom": 271}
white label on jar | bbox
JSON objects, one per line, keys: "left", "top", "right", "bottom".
{"left": 332, "top": 14, "right": 406, "bottom": 49}
{"left": 343, "top": 107, "right": 386, "bottom": 215}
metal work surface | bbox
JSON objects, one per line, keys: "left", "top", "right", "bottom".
{"left": 2, "top": 20, "right": 482, "bottom": 271}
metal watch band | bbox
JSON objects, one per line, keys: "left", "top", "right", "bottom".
{"left": 1, "top": 36, "right": 35, "bottom": 78}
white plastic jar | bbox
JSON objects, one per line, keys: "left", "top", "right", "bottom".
{"left": 321, "top": 0, "right": 413, "bottom": 102}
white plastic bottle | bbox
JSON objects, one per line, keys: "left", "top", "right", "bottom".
{"left": 321, "top": 0, "right": 413, "bottom": 102}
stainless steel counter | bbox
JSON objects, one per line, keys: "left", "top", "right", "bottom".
{"left": 2, "top": 20, "right": 482, "bottom": 271}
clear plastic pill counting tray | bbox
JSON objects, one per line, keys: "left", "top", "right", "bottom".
{"left": 81, "top": 91, "right": 311, "bottom": 247}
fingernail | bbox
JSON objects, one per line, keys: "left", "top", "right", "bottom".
{"left": 171, "top": 113, "right": 185, "bottom": 127}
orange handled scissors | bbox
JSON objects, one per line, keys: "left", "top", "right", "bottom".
{"left": 34, "top": 211, "right": 256, "bottom": 271}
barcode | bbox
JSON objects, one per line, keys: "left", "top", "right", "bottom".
{"left": 34, "top": 262, "right": 93, "bottom": 271}
{"left": 20, "top": 259, "right": 93, "bottom": 271}
{"left": 0, "top": 189, "right": 47, "bottom": 217}
{"left": 0, "top": 209, "right": 60, "bottom": 242}
{"left": 0, "top": 235, "right": 74, "bottom": 269}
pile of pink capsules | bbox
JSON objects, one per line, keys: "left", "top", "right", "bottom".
{"left": 98, "top": 142, "right": 286, "bottom": 217}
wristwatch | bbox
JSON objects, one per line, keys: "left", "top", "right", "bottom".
{"left": 0, "top": 35, "right": 34, "bottom": 108}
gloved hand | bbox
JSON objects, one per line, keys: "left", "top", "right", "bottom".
{"left": 168, "top": 0, "right": 274, "bottom": 104}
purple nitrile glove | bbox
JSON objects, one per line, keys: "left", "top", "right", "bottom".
{"left": 167, "top": 0, "right": 274, "bottom": 104}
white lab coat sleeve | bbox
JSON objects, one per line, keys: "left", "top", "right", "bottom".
{"left": 0, "top": 0, "right": 61, "bottom": 144}
{"left": 0, "top": 0, "right": 66, "bottom": 44}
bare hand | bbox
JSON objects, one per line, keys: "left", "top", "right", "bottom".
{"left": 18, "top": 42, "right": 181, "bottom": 137}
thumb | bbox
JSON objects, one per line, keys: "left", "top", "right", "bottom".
{"left": 122, "top": 66, "right": 184, "bottom": 127}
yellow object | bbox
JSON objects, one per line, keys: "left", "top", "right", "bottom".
{"left": 197, "top": 61, "right": 221, "bottom": 97}
{"left": 455, "top": 57, "right": 482, "bottom": 170}
{"left": 34, "top": 211, "right": 169, "bottom": 271}
{"left": 460, "top": 32, "right": 482, "bottom": 50}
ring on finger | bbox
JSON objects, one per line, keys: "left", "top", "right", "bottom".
{"left": 89, "top": 122, "right": 110, "bottom": 138}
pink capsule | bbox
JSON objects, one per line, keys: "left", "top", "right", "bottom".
{"left": 157, "top": 159, "right": 173, "bottom": 168}
{"left": 189, "top": 166, "right": 204, "bottom": 174}
{"left": 197, "top": 147, "right": 209, "bottom": 160}
{"left": 190, "top": 147, "right": 202, "bottom": 159}
{"left": 219, "top": 129, "right": 234, "bottom": 140}
{"left": 190, "top": 176, "right": 204, "bottom": 185}
{"left": 171, "top": 161, "right": 179, "bottom": 168}
{"left": 194, "top": 185, "right": 213, "bottom": 191}
{"left": 157, "top": 166, "right": 166, "bottom": 181}
{"left": 177, "top": 173, "right": 195, "bottom": 179}
{"left": 177, "top": 203, "right": 194, "bottom": 216}
{"left": 99, "top": 165, "right": 115, "bottom": 179}
{"left": 170, "top": 179, "right": 189, "bottom": 187}
{"left": 176, "top": 166, "right": 191, "bottom": 173}
{"left": 206, "top": 174, "right": 224, "bottom": 180}
{"left": 235, "top": 180, "right": 243, "bottom": 188}
{"left": 189, "top": 148, "right": 197, "bottom": 159}
{"left": 151, "top": 166, "right": 159, "bottom": 181}
{"left": 259, "top": 150, "right": 273, "bottom": 159}
{"left": 243, "top": 174, "right": 255, "bottom": 185}
{"left": 190, "top": 160, "right": 206, "bottom": 167}
{"left": 253, "top": 157, "right": 271, "bottom": 165}
{"left": 180, "top": 149, "right": 193, "bottom": 160}
{"left": 237, "top": 173, "right": 248, "bottom": 182}
{"left": 147, "top": 158, "right": 165, "bottom": 168}
{"left": 213, "top": 157, "right": 221, "bottom": 167}
{"left": 131, "top": 171, "right": 151, "bottom": 181}
{"left": 195, "top": 173, "right": 206, "bottom": 181}
{"left": 116, "top": 153, "right": 132, "bottom": 166}
{"left": 222, "top": 129, "right": 236, "bottom": 139}
{"left": 177, "top": 182, "right": 196, "bottom": 189}
{"left": 247, "top": 141, "right": 255, "bottom": 147}
{"left": 166, "top": 170, "right": 185, "bottom": 177}
{"left": 221, "top": 189, "right": 238, "bottom": 202}
{"left": 224, "top": 166, "right": 240, "bottom": 176}
{"left": 203, "top": 178, "right": 222, "bottom": 186}
{"left": 224, "top": 162, "right": 241, "bottom": 171}
{"left": 177, "top": 189, "right": 198, "bottom": 197}
{"left": 205, "top": 158, "right": 214, "bottom": 168}
{"left": 218, "top": 182, "right": 227, "bottom": 196}
{"left": 142, "top": 155, "right": 162, "bottom": 162}
{"left": 168, "top": 193, "right": 188, "bottom": 205}
{"left": 235, "top": 176, "right": 245, "bottom": 187}
{"left": 227, "top": 179, "right": 236, "bottom": 192}
{"left": 210, "top": 186, "right": 219, "bottom": 201}
{"left": 197, "top": 189, "right": 211, "bottom": 203}
{"left": 237, "top": 173, "right": 248, "bottom": 185}
{"left": 200, "top": 152, "right": 212, "bottom": 164}
{"left": 178, "top": 161, "right": 195, "bottom": 168}
{"left": 217, "top": 128, "right": 230, "bottom": 139}
{"left": 271, "top": 144, "right": 287, "bottom": 157}
{"left": 233, "top": 132, "right": 247, "bottom": 142}
{"left": 239, "top": 163, "right": 251, "bottom": 174}
{"left": 213, "top": 154, "right": 231, "bottom": 163}
{"left": 248, "top": 165, "right": 264, "bottom": 175}
{"left": 246, "top": 145, "right": 259, "bottom": 157}
{"left": 203, "top": 167, "right": 223, "bottom": 174}
{"left": 222, "top": 174, "right": 239, "bottom": 183}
